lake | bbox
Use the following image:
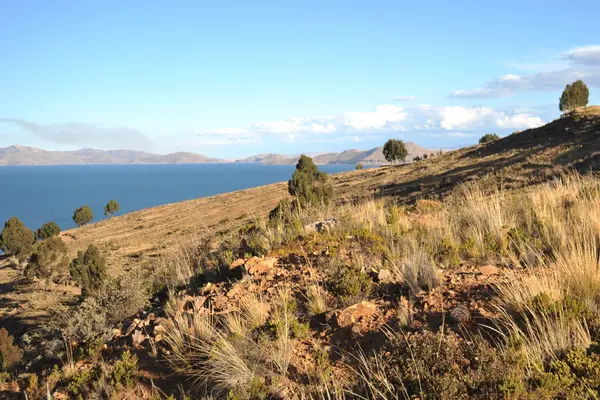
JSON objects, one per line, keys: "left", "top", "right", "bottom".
{"left": 0, "top": 163, "right": 358, "bottom": 231}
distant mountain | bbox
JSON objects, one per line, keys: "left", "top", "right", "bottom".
{"left": 0, "top": 145, "right": 222, "bottom": 166}
{"left": 0, "top": 142, "right": 443, "bottom": 166}
{"left": 236, "top": 142, "right": 438, "bottom": 165}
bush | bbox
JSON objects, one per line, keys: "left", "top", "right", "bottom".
{"left": 383, "top": 139, "right": 408, "bottom": 164}
{"left": 36, "top": 221, "right": 61, "bottom": 240}
{"left": 479, "top": 133, "right": 500, "bottom": 144}
{"left": 25, "top": 236, "right": 69, "bottom": 279}
{"left": 104, "top": 200, "right": 120, "bottom": 217}
{"left": 70, "top": 244, "right": 107, "bottom": 296}
{"left": 0, "top": 328, "right": 23, "bottom": 372}
{"left": 328, "top": 264, "right": 372, "bottom": 304}
{"left": 357, "top": 331, "right": 509, "bottom": 399}
{"left": 559, "top": 79, "right": 589, "bottom": 113}
{"left": 112, "top": 350, "right": 138, "bottom": 388}
{"left": 288, "top": 155, "right": 333, "bottom": 208}
{"left": 73, "top": 205, "right": 94, "bottom": 226}
{"left": 0, "top": 216, "right": 34, "bottom": 261}
{"left": 355, "top": 163, "right": 363, "bottom": 170}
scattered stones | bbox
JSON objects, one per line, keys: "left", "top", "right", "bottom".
{"left": 336, "top": 301, "right": 377, "bottom": 328}
{"left": 450, "top": 304, "right": 471, "bottom": 323}
{"left": 478, "top": 265, "right": 500, "bottom": 276}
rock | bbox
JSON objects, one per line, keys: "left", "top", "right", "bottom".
{"left": 124, "top": 321, "right": 137, "bottom": 336}
{"left": 450, "top": 304, "right": 471, "bottom": 323}
{"left": 377, "top": 269, "right": 393, "bottom": 283}
{"left": 247, "top": 257, "right": 277, "bottom": 275}
{"left": 478, "top": 265, "right": 500, "bottom": 276}
{"left": 336, "top": 301, "right": 377, "bottom": 328}
{"left": 132, "top": 330, "right": 145, "bottom": 348}
{"left": 230, "top": 258, "right": 246, "bottom": 270}
{"left": 304, "top": 218, "right": 339, "bottom": 234}
{"left": 351, "top": 324, "right": 363, "bottom": 338}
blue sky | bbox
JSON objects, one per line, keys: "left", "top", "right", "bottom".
{"left": 1, "top": 1, "right": 599, "bottom": 158}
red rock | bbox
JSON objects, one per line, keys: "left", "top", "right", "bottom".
{"left": 247, "top": 257, "right": 277, "bottom": 275}
{"left": 478, "top": 265, "right": 500, "bottom": 276}
{"left": 336, "top": 301, "right": 377, "bottom": 328}
{"left": 230, "top": 258, "right": 246, "bottom": 269}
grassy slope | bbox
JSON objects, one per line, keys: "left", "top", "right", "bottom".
{"left": 60, "top": 106, "right": 600, "bottom": 271}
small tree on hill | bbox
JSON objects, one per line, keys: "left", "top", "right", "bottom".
{"left": 70, "top": 244, "right": 107, "bottom": 296}
{"left": 0, "top": 217, "right": 34, "bottom": 261}
{"left": 26, "top": 236, "right": 69, "bottom": 279}
{"left": 559, "top": 79, "right": 589, "bottom": 113}
{"left": 423, "top": 154, "right": 428, "bottom": 160}
{"left": 383, "top": 139, "right": 408, "bottom": 165}
{"left": 355, "top": 163, "right": 363, "bottom": 170}
{"left": 288, "top": 155, "right": 333, "bottom": 208}
{"left": 104, "top": 200, "right": 120, "bottom": 217}
{"left": 414, "top": 156, "right": 422, "bottom": 162}
{"left": 73, "top": 205, "right": 94, "bottom": 227}
{"left": 479, "top": 133, "right": 500, "bottom": 144}
{"left": 36, "top": 221, "right": 61, "bottom": 240}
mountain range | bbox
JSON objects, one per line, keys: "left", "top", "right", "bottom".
{"left": 0, "top": 142, "right": 439, "bottom": 166}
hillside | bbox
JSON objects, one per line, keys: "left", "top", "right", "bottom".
{"left": 0, "top": 145, "right": 222, "bottom": 166}
{"left": 2, "top": 107, "right": 600, "bottom": 399}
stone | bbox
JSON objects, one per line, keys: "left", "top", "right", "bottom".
{"left": 304, "top": 218, "right": 339, "bottom": 234}
{"left": 377, "top": 269, "right": 393, "bottom": 283}
{"left": 124, "top": 321, "right": 137, "bottom": 336}
{"left": 450, "top": 304, "right": 471, "bottom": 323}
{"left": 247, "top": 257, "right": 277, "bottom": 275}
{"left": 336, "top": 301, "right": 377, "bottom": 328}
{"left": 478, "top": 265, "right": 500, "bottom": 276}
{"left": 230, "top": 258, "right": 246, "bottom": 270}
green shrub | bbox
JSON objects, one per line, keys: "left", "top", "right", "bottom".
{"left": 355, "top": 162, "right": 363, "bottom": 170}
{"left": 328, "top": 264, "right": 372, "bottom": 303}
{"left": 479, "top": 133, "right": 500, "bottom": 144}
{"left": 288, "top": 155, "right": 333, "bottom": 208}
{"left": 0, "top": 216, "right": 34, "bottom": 261}
{"left": 112, "top": 350, "right": 138, "bottom": 388}
{"left": 70, "top": 244, "right": 107, "bottom": 296}
{"left": 104, "top": 200, "right": 120, "bottom": 217}
{"left": 25, "top": 236, "right": 69, "bottom": 279}
{"left": 36, "top": 221, "right": 61, "bottom": 240}
{"left": 73, "top": 205, "right": 94, "bottom": 226}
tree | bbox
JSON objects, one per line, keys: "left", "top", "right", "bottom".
{"left": 356, "top": 163, "right": 364, "bottom": 170}
{"left": 414, "top": 156, "right": 422, "bottom": 162}
{"left": 26, "top": 236, "right": 69, "bottom": 279}
{"left": 104, "top": 200, "right": 120, "bottom": 217}
{"left": 36, "top": 221, "right": 61, "bottom": 240}
{"left": 559, "top": 80, "right": 589, "bottom": 113}
{"left": 0, "top": 217, "right": 34, "bottom": 260}
{"left": 288, "top": 155, "right": 333, "bottom": 208}
{"left": 73, "top": 205, "right": 94, "bottom": 227}
{"left": 70, "top": 244, "right": 107, "bottom": 296}
{"left": 383, "top": 139, "right": 408, "bottom": 165}
{"left": 423, "top": 154, "right": 428, "bottom": 160}
{"left": 479, "top": 133, "right": 500, "bottom": 144}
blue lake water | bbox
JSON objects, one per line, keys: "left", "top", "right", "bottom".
{"left": 0, "top": 163, "right": 358, "bottom": 231}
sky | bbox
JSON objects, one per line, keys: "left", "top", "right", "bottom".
{"left": 1, "top": 0, "right": 599, "bottom": 158}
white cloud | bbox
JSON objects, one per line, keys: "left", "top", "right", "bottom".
{"left": 450, "top": 45, "right": 600, "bottom": 99}
{"left": 195, "top": 104, "right": 545, "bottom": 145}
{"left": 563, "top": 45, "right": 600, "bottom": 66}
{"left": 0, "top": 118, "right": 153, "bottom": 150}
